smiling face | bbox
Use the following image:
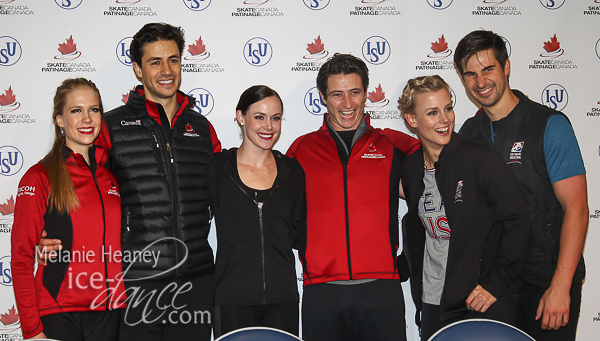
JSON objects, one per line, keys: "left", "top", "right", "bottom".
{"left": 404, "top": 89, "right": 455, "bottom": 156}
{"left": 56, "top": 87, "right": 102, "bottom": 157}
{"left": 320, "top": 73, "right": 367, "bottom": 131}
{"left": 461, "top": 49, "right": 511, "bottom": 111}
{"left": 133, "top": 39, "right": 181, "bottom": 106}
{"left": 237, "top": 96, "right": 283, "bottom": 152}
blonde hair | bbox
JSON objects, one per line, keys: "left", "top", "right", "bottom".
{"left": 42, "top": 78, "right": 103, "bottom": 214}
{"left": 398, "top": 75, "right": 450, "bottom": 134}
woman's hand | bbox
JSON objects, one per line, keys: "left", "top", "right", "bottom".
{"left": 36, "top": 230, "right": 62, "bottom": 266}
{"left": 466, "top": 284, "right": 497, "bottom": 313}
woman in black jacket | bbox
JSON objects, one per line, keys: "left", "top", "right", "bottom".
{"left": 398, "top": 75, "right": 530, "bottom": 340}
{"left": 209, "top": 85, "right": 305, "bottom": 337}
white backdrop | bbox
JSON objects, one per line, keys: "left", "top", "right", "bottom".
{"left": 1, "top": 0, "right": 599, "bottom": 340}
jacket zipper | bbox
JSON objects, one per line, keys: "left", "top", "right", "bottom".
{"left": 343, "top": 163, "right": 352, "bottom": 279}
{"left": 254, "top": 193, "right": 267, "bottom": 305}
{"left": 90, "top": 165, "right": 110, "bottom": 309}
{"left": 153, "top": 129, "right": 182, "bottom": 279}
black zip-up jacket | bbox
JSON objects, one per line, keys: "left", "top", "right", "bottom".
{"left": 100, "top": 87, "right": 219, "bottom": 280}
{"left": 208, "top": 148, "right": 305, "bottom": 305}
{"left": 401, "top": 133, "right": 530, "bottom": 321}
{"left": 460, "top": 90, "right": 585, "bottom": 288}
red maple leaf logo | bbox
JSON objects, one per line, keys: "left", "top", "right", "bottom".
{"left": 307, "top": 35, "right": 325, "bottom": 55}
{"left": 431, "top": 35, "right": 448, "bottom": 53}
{"left": 0, "top": 305, "right": 19, "bottom": 325}
{"left": 188, "top": 37, "right": 206, "bottom": 56}
{"left": 543, "top": 34, "right": 561, "bottom": 53}
{"left": 368, "top": 84, "right": 386, "bottom": 103}
{"left": 122, "top": 87, "right": 136, "bottom": 104}
{"left": 58, "top": 35, "right": 77, "bottom": 55}
{"left": 0, "top": 196, "right": 15, "bottom": 215}
{"left": 0, "top": 87, "right": 16, "bottom": 106}
{"left": 185, "top": 123, "right": 195, "bottom": 133}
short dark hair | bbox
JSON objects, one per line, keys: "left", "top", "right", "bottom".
{"left": 130, "top": 23, "right": 185, "bottom": 66}
{"left": 454, "top": 30, "right": 508, "bottom": 76}
{"left": 317, "top": 53, "right": 369, "bottom": 99}
{"left": 236, "top": 85, "right": 283, "bottom": 115}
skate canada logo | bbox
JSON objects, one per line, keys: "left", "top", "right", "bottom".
{"left": 187, "top": 88, "right": 214, "bottom": 116}
{"left": 120, "top": 119, "right": 141, "bottom": 126}
{"left": 0, "top": 145, "right": 24, "bottom": 176}
{"left": 43, "top": 36, "right": 96, "bottom": 73}
{"left": 183, "top": 123, "right": 200, "bottom": 137}
{"left": 416, "top": 35, "right": 454, "bottom": 71}
{"left": 541, "top": 84, "right": 568, "bottom": 112}
{"left": 183, "top": 0, "right": 211, "bottom": 12}
{"left": 427, "top": 0, "right": 453, "bottom": 10}
{"left": 304, "top": 87, "right": 325, "bottom": 116}
{"left": 0, "top": 196, "right": 14, "bottom": 233}
{"left": 182, "top": 36, "right": 225, "bottom": 73}
{"left": 0, "top": 305, "right": 20, "bottom": 337}
{"left": 365, "top": 84, "right": 400, "bottom": 120}
{"left": 243, "top": 37, "right": 273, "bottom": 67}
{"left": 539, "top": 0, "right": 565, "bottom": 10}
{"left": 0, "top": 87, "right": 35, "bottom": 124}
{"left": 509, "top": 142, "right": 524, "bottom": 163}
{"left": 472, "top": 0, "right": 521, "bottom": 15}
{"left": 0, "top": 0, "right": 33, "bottom": 15}
{"left": 350, "top": 0, "right": 401, "bottom": 16}
{"left": 584, "top": 1, "right": 600, "bottom": 15}
{"left": 104, "top": 0, "right": 157, "bottom": 16}
{"left": 291, "top": 35, "right": 329, "bottom": 72}
{"left": 121, "top": 88, "right": 136, "bottom": 104}
{"left": 362, "top": 36, "right": 391, "bottom": 65}
{"left": 529, "top": 34, "right": 576, "bottom": 70}
{"left": 54, "top": 0, "right": 83, "bottom": 10}
{"left": 115, "top": 37, "right": 133, "bottom": 66}
{"left": 0, "top": 36, "right": 22, "bottom": 67}
{"left": 232, "top": 0, "right": 284, "bottom": 17}
{"left": 587, "top": 99, "right": 600, "bottom": 117}
{"left": 304, "top": 0, "right": 330, "bottom": 10}
{"left": 361, "top": 143, "right": 385, "bottom": 159}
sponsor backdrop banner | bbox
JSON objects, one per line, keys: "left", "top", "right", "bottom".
{"left": 1, "top": 0, "right": 599, "bottom": 339}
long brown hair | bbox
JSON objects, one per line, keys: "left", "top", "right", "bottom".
{"left": 42, "top": 78, "right": 104, "bottom": 214}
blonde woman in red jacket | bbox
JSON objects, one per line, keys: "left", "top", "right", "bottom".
{"left": 12, "top": 78, "right": 126, "bottom": 340}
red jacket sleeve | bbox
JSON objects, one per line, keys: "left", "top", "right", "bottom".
{"left": 381, "top": 129, "right": 420, "bottom": 154}
{"left": 11, "top": 164, "right": 49, "bottom": 339}
{"left": 286, "top": 135, "right": 306, "bottom": 158}
{"left": 208, "top": 121, "right": 221, "bottom": 153}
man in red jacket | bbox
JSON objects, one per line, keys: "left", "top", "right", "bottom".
{"left": 287, "top": 53, "right": 419, "bottom": 340}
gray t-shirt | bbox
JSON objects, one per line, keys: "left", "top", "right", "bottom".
{"left": 418, "top": 168, "right": 451, "bottom": 305}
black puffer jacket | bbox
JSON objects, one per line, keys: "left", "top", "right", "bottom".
{"left": 102, "top": 87, "right": 219, "bottom": 280}
{"left": 209, "top": 148, "right": 305, "bottom": 305}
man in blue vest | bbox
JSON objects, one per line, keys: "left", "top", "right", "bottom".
{"left": 455, "top": 29, "right": 588, "bottom": 341}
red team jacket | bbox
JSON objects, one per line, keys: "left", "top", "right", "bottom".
{"left": 11, "top": 147, "right": 127, "bottom": 338}
{"left": 287, "top": 115, "right": 419, "bottom": 285}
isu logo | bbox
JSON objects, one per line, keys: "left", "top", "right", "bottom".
{"left": 303, "top": 0, "right": 330, "bottom": 10}
{"left": 0, "top": 36, "right": 22, "bottom": 67}
{"left": 183, "top": 0, "right": 211, "bottom": 11}
{"left": 303, "top": 87, "right": 325, "bottom": 116}
{"left": 362, "top": 36, "right": 391, "bottom": 65}
{"left": 244, "top": 37, "right": 273, "bottom": 67}
{"left": 116, "top": 37, "right": 133, "bottom": 66}
{"left": 187, "top": 88, "right": 214, "bottom": 116}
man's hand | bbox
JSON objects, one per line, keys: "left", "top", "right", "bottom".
{"left": 36, "top": 230, "right": 61, "bottom": 266}
{"left": 466, "top": 284, "right": 497, "bottom": 313}
{"left": 535, "top": 284, "right": 570, "bottom": 330}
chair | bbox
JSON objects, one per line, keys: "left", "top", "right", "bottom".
{"left": 215, "top": 327, "right": 302, "bottom": 341}
{"left": 429, "top": 319, "right": 534, "bottom": 341}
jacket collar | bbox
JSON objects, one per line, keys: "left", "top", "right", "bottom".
{"left": 127, "top": 85, "right": 194, "bottom": 127}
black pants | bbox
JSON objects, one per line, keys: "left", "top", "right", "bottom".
{"left": 213, "top": 301, "right": 299, "bottom": 338}
{"left": 41, "top": 310, "right": 121, "bottom": 341}
{"left": 420, "top": 291, "right": 519, "bottom": 341}
{"left": 518, "top": 279, "right": 582, "bottom": 341}
{"left": 118, "top": 274, "right": 214, "bottom": 341}
{"left": 302, "top": 279, "right": 406, "bottom": 341}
